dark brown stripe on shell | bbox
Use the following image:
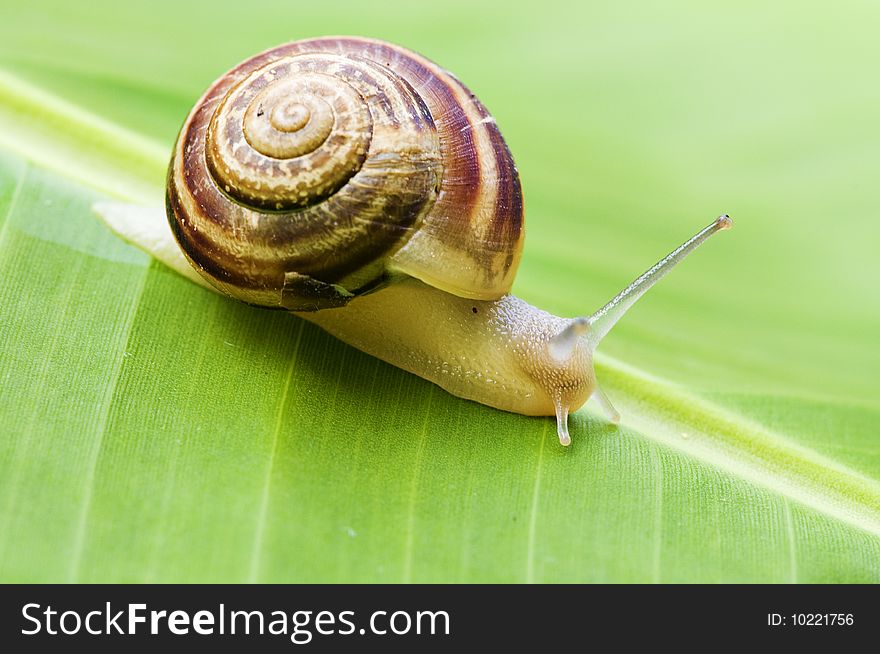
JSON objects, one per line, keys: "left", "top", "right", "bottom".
{"left": 486, "top": 119, "right": 524, "bottom": 264}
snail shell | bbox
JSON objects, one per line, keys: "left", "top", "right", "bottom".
{"left": 167, "top": 36, "right": 524, "bottom": 311}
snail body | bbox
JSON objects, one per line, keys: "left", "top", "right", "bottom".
{"left": 95, "top": 37, "right": 731, "bottom": 446}
{"left": 307, "top": 277, "right": 594, "bottom": 418}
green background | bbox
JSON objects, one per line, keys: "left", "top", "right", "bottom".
{"left": 0, "top": 0, "right": 878, "bottom": 582}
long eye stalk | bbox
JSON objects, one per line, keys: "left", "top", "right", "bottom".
{"left": 549, "top": 214, "right": 731, "bottom": 445}
{"left": 586, "top": 214, "right": 732, "bottom": 349}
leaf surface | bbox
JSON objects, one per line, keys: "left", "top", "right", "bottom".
{"left": 1, "top": 0, "right": 878, "bottom": 582}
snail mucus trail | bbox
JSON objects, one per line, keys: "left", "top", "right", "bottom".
{"left": 94, "top": 37, "right": 732, "bottom": 446}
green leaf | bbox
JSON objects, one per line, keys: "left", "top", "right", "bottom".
{"left": 1, "top": 0, "right": 879, "bottom": 582}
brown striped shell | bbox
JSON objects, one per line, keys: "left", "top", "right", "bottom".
{"left": 167, "top": 37, "right": 524, "bottom": 311}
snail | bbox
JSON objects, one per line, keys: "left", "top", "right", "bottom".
{"left": 94, "top": 36, "right": 731, "bottom": 446}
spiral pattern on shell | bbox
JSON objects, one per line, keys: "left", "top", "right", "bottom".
{"left": 207, "top": 61, "right": 374, "bottom": 212}
{"left": 168, "top": 37, "right": 524, "bottom": 310}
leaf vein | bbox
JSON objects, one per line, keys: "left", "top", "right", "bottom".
{"left": 526, "top": 423, "right": 548, "bottom": 584}
{"left": 66, "top": 258, "right": 151, "bottom": 582}
{"left": 247, "top": 320, "right": 305, "bottom": 583}
{"left": 402, "top": 385, "right": 433, "bottom": 583}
